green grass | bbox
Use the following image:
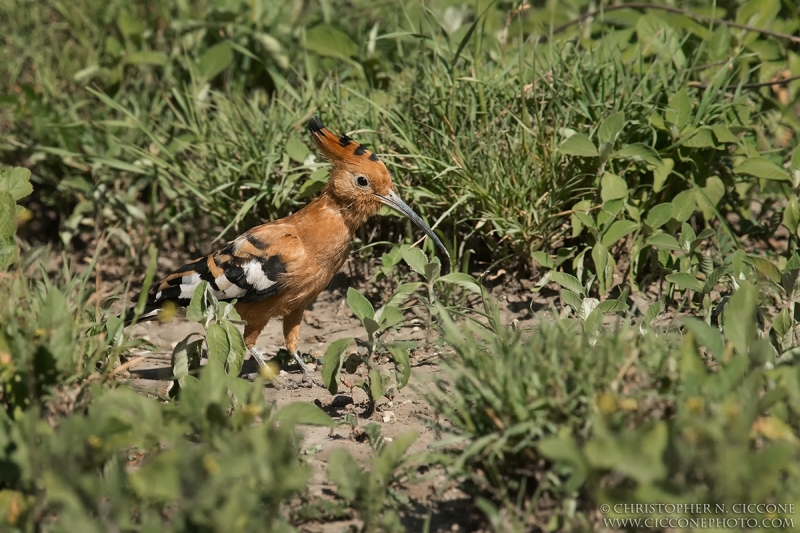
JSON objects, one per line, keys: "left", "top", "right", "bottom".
{"left": 2, "top": 0, "right": 800, "bottom": 531}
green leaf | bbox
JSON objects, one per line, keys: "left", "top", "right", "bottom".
{"left": 368, "top": 367, "right": 385, "bottom": 402}
{"left": 645, "top": 203, "right": 674, "bottom": 229}
{"left": 124, "top": 51, "right": 169, "bottom": 67}
{"left": 129, "top": 451, "right": 180, "bottom": 500}
{"left": 683, "top": 318, "right": 725, "bottom": 360}
{"left": 346, "top": 287, "right": 375, "bottom": 323}
{"left": 711, "top": 124, "right": 739, "bottom": 144}
{"left": 652, "top": 158, "right": 674, "bottom": 193}
{"left": 561, "top": 288, "right": 582, "bottom": 313}
{"left": 724, "top": 283, "right": 758, "bottom": 355}
{"left": 697, "top": 177, "right": 725, "bottom": 220}
{"left": 671, "top": 189, "right": 696, "bottom": 222}
{"left": 666, "top": 273, "right": 705, "bottom": 292}
{"left": 321, "top": 337, "right": 353, "bottom": 395}
{"left": 221, "top": 319, "right": 245, "bottom": 376}
{"left": 206, "top": 323, "right": 231, "bottom": 369}
{"left": 117, "top": 11, "right": 144, "bottom": 39}
{"left": 598, "top": 112, "right": 625, "bottom": 144}
{"left": 424, "top": 261, "right": 440, "bottom": 282}
{"left": 667, "top": 89, "right": 692, "bottom": 130}
{"left": 186, "top": 282, "right": 209, "bottom": 322}
{"left": 550, "top": 272, "right": 584, "bottom": 297}
{"left": 374, "top": 431, "right": 418, "bottom": 482}
{"left": 734, "top": 157, "right": 790, "bottom": 181}
{"left": 172, "top": 338, "right": 190, "bottom": 388}
{"left": 782, "top": 196, "right": 800, "bottom": 235}
{"left": 376, "top": 305, "right": 405, "bottom": 329}
{"left": 387, "top": 343, "right": 411, "bottom": 389}
{"left": 601, "top": 219, "right": 638, "bottom": 248}
{"left": 304, "top": 25, "right": 358, "bottom": 58}
{"left": 198, "top": 42, "right": 233, "bottom": 81}
{"left": 285, "top": 136, "right": 310, "bottom": 163}
{"left": 681, "top": 127, "right": 717, "bottom": 148}
{"left": 400, "top": 246, "right": 428, "bottom": 276}
{"left": 791, "top": 144, "right": 800, "bottom": 171}
{"left": 613, "top": 143, "right": 661, "bottom": 165}
{"left": 0, "top": 167, "right": 33, "bottom": 201}
{"left": 592, "top": 242, "right": 614, "bottom": 296}
{"left": 436, "top": 272, "right": 481, "bottom": 293}
{"left": 772, "top": 308, "right": 792, "bottom": 338}
{"left": 327, "top": 449, "right": 361, "bottom": 501}
{"left": 600, "top": 172, "right": 628, "bottom": 202}
{"left": 532, "top": 251, "right": 555, "bottom": 269}
{"left": 750, "top": 256, "right": 781, "bottom": 285}
{"left": 271, "top": 402, "right": 336, "bottom": 426}
{"left": 559, "top": 134, "right": 598, "bottom": 157}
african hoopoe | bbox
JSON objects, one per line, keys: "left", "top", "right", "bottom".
{"left": 124, "top": 117, "right": 449, "bottom": 376}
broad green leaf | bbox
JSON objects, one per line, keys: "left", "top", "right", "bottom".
{"left": 271, "top": 402, "right": 336, "bottom": 426}
{"left": 681, "top": 127, "right": 717, "bottom": 148}
{"left": 221, "top": 319, "right": 245, "bottom": 375}
{"left": 206, "top": 323, "right": 231, "bottom": 369}
{"left": 305, "top": 25, "right": 358, "bottom": 58}
{"left": 652, "top": 158, "right": 674, "bottom": 193}
{"left": 734, "top": 157, "right": 790, "bottom": 181}
{"left": 772, "top": 308, "right": 792, "bottom": 338}
{"left": 117, "top": 11, "right": 144, "bottom": 39}
{"left": 600, "top": 172, "right": 628, "bottom": 202}
{"left": 601, "top": 219, "right": 638, "bottom": 248}
{"left": 646, "top": 232, "right": 682, "bottom": 251}
{"left": 613, "top": 143, "right": 661, "bottom": 165}
{"left": 642, "top": 300, "right": 663, "bottom": 328}
{"left": 667, "top": 89, "right": 692, "bottom": 130}
{"left": 598, "top": 112, "right": 625, "bottom": 144}
{"left": 711, "top": 124, "right": 739, "bottom": 144}
{"left": 400, "top": 245, "right": 427, "bottom": 276}
{"left": 561, "top": 288, "right": 582, "bottom": 313}
{"left": 437, "top": 272, "right": 481, "bottom": 293}
{"left": 327, "top": 449, "right": 361, "bottom": 501}
{"left": 550, "top": 272, "right": 584, "bottom": 297}
{"left": 645, "top": 203, "right": 674, "bottom": 229}
{"left": 374, "top": 431, "right": 418, "bottom": 482}
{"left": 666, "top": 273, "right": 705, "bottom": 292}
{"left": 368, "top": 367, "right": 385, "bottom": 402}
{"left": 285, "top": 136, "right": 310, "bottom": 163}
{"left": 671, "top": 189, "right": 696, "bottom": 222}
{"left": 783, "top": 196, "right": 800, "bottom": 235}
{"left": 124, "top": 51, "right": 169, "bottom": 67}
{"left": 387, "top": 343, "right": 411, "bottom": 389}
{"left": 683, "top": 318, "right": 725, "bottom": 360}
{"left": 186, "top": 282, "right": 209, "bottom": 322}
{"left": 172, "top": 338, "right": 190, "bottom": 388}
{"left": 198, "top": 42, "right": 233, "bottom": 81}
{"left": 376, "top": 305, "right": 405, "bottom": 329}
{"left": 346, "top": 287, "right": 375, "bottom": 323}
{"left": 129, "top": 451, "right": 181, "bottom": 500}
{"left": 749, "top": 256, "right": 781, "bottom": 285}
{"left": 559, "top": 133, "right": 598, "bottom": 157}
{"left": 592, "top": 242, "right": 614, "bottom": 296}
{"left": 0, "top": 167, "right": 33, "bottom": 201}
{"left": 363, "top": 317, "right": 380, "bottom": 337}
{"left": 321, "top": 337, "right": 353, "bottom": 395}
{"left": 724, "top": 283, "right": 758, "bottom": 355}
{"left": 423, "top": 261, "right": 440, "bottom": 282}
{"left": 532, "top": 251, "right": 555, "bottom": 269}
{"left": 697, "top": 177, "right": 725, "bottom": 220}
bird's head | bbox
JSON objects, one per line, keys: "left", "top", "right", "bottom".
{"left": 307, "top": 116, "right": 450, "bottom": 269}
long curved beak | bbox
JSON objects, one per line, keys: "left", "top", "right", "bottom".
{"left": 376, "top": 190, "right": 451, "bottom": 271}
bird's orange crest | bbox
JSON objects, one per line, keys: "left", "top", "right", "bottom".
{"left": 307, "top": 116, "right": 384, "bottom": 168}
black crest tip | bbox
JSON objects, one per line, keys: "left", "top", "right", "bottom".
{"left": 307, "top": 116, "right": 326, "bottom": 135}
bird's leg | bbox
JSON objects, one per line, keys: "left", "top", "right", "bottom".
{"left": 283, "top": 308, "right": 311, "bottom": 375}
{"left": 248, "top": 346, "right": 268, "bottom": 368}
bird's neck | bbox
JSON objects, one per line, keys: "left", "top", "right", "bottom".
{"left": 289, "top": 193, "right": 367, "bottom": 257}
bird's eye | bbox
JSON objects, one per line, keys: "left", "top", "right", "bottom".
{"left": 356, "top": 176, "right": 369, "bottom": 188}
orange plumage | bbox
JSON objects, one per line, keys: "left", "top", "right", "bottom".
{"left": 125, "top": 117, "right": 449, "bottom": 377}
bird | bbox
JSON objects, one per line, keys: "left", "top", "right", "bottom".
{"left": 124, "top": 116, "right": 450, "bottom": 377}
